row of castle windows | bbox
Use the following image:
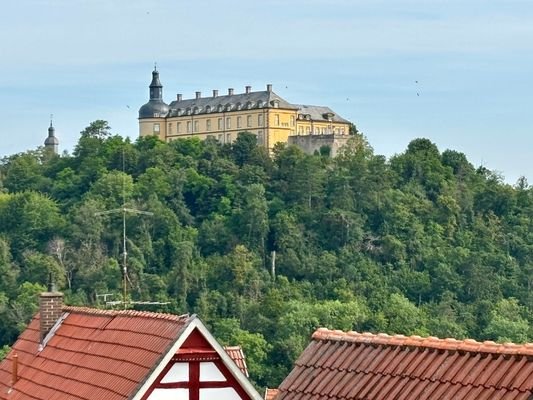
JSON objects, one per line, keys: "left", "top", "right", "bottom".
{"left": 156, "top": 113, "right": 300, "bottom": 135}
{"left": 162, "top": 113, "right": 295, "bottom": 135}
{"left": 297, "top": 126, "right": 346, "bottom": 135}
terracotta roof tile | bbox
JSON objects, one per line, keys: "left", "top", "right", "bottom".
{"left": 0, "top": 306, "right": 191, "bottom": 400}
{"left": 277, "top": 329, "right": 533, "bottom": 400}
{"left": 224, "top": 345, "right": 249, "bottom": 377}
{"left": 264, "top": 388, "right": 279, "bottom": 400}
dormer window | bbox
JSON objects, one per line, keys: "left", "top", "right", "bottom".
{"left": 246, "top": 101, "right": 253, "bottom": 109}
{"left": 193, "top": 106, "right": 199, "bottom": 114}
{"left": 225, "top": 103, "right": 233, "bottom": 112}
{"left": 206, "top": 105, "right": 211, "bottom": 113}
{"left": 186, "top": 108, "right": 191, "bottom": 115}
{"left": 257, "top": 100, "right": 264, "bottom": 108}
{"left": 218, "top": 104, "right": 224, "bottom": 112}
{"left": 272, "top": 100, "right": 279, "bottom": 108}
{"left": 236, "top": 102, "right": 242, "bottom": 110}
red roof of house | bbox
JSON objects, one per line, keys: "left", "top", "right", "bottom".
{"left": 0, "top": 306, "right": 192, "bottom": 400}
{"left": 264, "top": 388, "right": 279, "bottom": 400}
{"left": 224, "top": 346, "right": 249, "bottom": 377}
{"left": 277, "top": 328, "right": 533, "bottom": 400}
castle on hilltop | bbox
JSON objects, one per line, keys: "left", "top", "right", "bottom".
{"left": 138, "top": 68, "right": 352, "bottom": 154}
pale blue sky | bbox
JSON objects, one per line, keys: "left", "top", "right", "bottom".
{"left": 1, "top": 0, "right": 532, "bottom": 182}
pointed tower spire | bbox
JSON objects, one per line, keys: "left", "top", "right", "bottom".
{"left": 149, "top": 64, "right": 163, "bottom": 101}
{"left": 44, "top": 115, "right": 59, "bottom": 154}
{"left": 139, "top": 66, "right": 169, "bottom": 120}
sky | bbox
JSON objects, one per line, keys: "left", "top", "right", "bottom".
{"left": 1, "top": 0, "right": 532, "bottom": 183}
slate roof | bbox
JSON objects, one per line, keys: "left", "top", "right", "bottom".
{"left": 224, "top": 346, "right": 249, "bottom": 377}
{"left": 293, "top": 104, "right": 350, "bottom": 124}
{"left": 277, "top": 328, "right": 533, "bottom": 400}
{"left": 167, "top": 90, "right": 297, "bottom": 118}
{"left": 0, "top": 306, "right": 192, "bottom": 400}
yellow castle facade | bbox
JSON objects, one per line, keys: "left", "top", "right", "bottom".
{"left": 138, "top": 68, "right": 351, "bottom": 150}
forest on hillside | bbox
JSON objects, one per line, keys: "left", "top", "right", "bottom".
{"left": 0, "top": 120, "right": 532, "bottom": 386}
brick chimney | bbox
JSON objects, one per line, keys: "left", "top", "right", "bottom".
{"left": 39, "top": 279, "right": 63, "bottom": 343}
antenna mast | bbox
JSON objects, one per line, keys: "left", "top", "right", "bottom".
{"left": 95, "top": 149, "right": 160, "bottom": 308}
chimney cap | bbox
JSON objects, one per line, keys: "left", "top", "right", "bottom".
{"left": 266, "top": 84, "right": 273, "bottom": 92}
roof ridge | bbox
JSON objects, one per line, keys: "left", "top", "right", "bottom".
{"left": 62, "top": 306, "right": 190, "bottom": 322}
{"left": 312, "top": 328, "right": 533, "bottom": 356}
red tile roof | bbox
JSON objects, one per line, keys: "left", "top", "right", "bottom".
{"left": 224, "top": 345, "right": 249, "bottom": 377}
{"left": 0, "top": 306, "right": 191, "bottom": 400}
{"left": 277, "top": 328, "right": 533, "bottom": 400}
{"left": 264, "top": 388, "right": 279, "bottom": 400}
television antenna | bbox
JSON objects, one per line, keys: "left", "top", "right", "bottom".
{"left": 94, "top": 149, "right": 168, "bottom": 308}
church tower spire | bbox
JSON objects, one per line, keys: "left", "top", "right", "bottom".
{"left": 44, "top": 115, "right": 59, "bottom": 154}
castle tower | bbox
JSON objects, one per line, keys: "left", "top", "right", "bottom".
{"left": 44, "top": 117, "right": 59, "bottom": 154}
{"left": 138, "top": 65, "right": 169, "bottom": 140}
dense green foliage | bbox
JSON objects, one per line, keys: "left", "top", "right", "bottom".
{"left": 0, "top": 121, "right": 532, "bottom": 384}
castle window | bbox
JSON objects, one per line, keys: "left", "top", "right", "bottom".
{"left": 194, "top": 121, "right": 199, "bottom": 132}
{"left": 290, "top": 115, "right": 295, "bottom": 126}
{"left": 187, "top": 121, "right": 192, "bottom": 133}
{"left": 218, "top": 118, "right": 223, "bottom": 130}
{"left": 257, "top": 100, "right": 264, "bottom": 108}
{"left": 257, "top": 130, "right": 264, "bottom": 145}
{"left": 322, "top": 127, "right": 326, "bottom": 134}
{"left": 306, "top": 127, "right": 311, "bottom": 134}
{"left": 315, "top": 127, "right": 319, "bottom": 134}
{"left": 206, "top": 105, "right": 211, "bottom": 113}
{"left": 177, "top": 122, "right": 181, "bottom": 133}
{"left": 341, "top": 128, "right": 345, "bottom": 134}
{"left": 298, "top": 126, "right": 303, "bottom": 134}
{"left": 168, "top": 123, "right": 172, "bottom": 135}
{"left": 258, "top": 114, "right": 263, "bottom": 126}
{"left": 226, "top": 117, "right": 231, "bottom": 129}
{"left": 206, "top": 119, "right": 212, "bottom": 131}
{"left": 218, "top": 134, "right": 223, "bottom": 143}
{"left": 246, "top": 101, "right": 253, "bottom": 109}
{"left": 236, "top": 103, "right": 242, "bottom": 110}
{"left": 218, "top": 104, "right": 224, "bottom": 112}
{"left": 153, "top": 123, "right": 160, "bottom": 133}
{"left": 237, "top": 116, "right": 242, "bottom": 128}
{"left": 226, "top": 133, "right": 231, "bottom": 143}
{"left": 275, "top": 114, "right": 280, "bottom": 126}
{"left": 247, "top": 115, "right": 252, "bottom": 127}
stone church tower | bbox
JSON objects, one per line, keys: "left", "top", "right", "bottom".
{"left": 44, "top": 118, "right": 59, "bottom": 154}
